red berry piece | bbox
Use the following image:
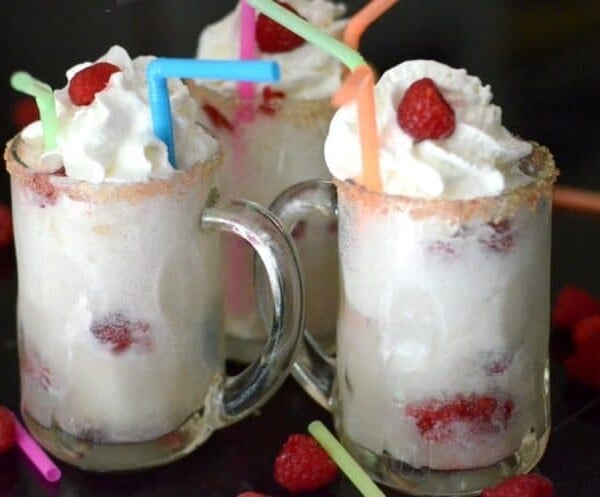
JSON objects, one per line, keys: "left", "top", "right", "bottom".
{"left": 68, "top": 62, "right": 121, "bottom": 106}
{"left": 256, "top": 2, "right": 306, "bottom": 53}
{"left": 479, "top": 220, "right": 514, "bottom": 254}
{"left": 565, "top": 315, "right": 600, "bottom": 391}
{"left": 0, "top": 205, "right": 13, "bottom": 249}
{"left": 552, "top": 285, "right": 600, "bottom": 331}
{"left": 202, "top": 103, "right": 233, "bottom": 133}
{"left": 274, "top": 434, "right": 338, "bottom": 492}
{"left": 397, "top": 78, "right": 456, "bottom": 142}
{"left": 258, "top": 86, "right": 286, "bottom": 116}
{"left": 406, "top": 394, "right": 514, "bottom": 442}
{"left": 291, "top": 220, "right": 307, "bottom": 240}
{"left": 11, "top": 97, "right": 39, "bottom": 130}
{"left": 90, "top": 313, "right": 150, "bottom": 354}
{"left": 0, "top": 407, "right": 16, "bottom": 455}
{"left": 482, "top": 474, "right": 555, "bottom": 497}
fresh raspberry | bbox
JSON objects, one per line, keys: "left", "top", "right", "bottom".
{"left": 0, "top": 407, "right": 16, "bottom": 455}
{"left": 256, "top": 2, "right": 306, "bottom": 53}
{"left": 565, "top": 316, "right": 600, "bottom": 391}
{"left": 0, "top": 205, "right": 13, "bottom": 249}
{"left": 274, "top": 434, "right": 338, "bottom": 492}
{"left": 397, "top": 77, "right": 456, "bottom": 142}
{"left": 551, "top": 285, "right": 600, "bottom": 331}
{"left": 90, "top": 313, "right": 150, "bottom": 354}
{"left": 406, "top": 394, "right": 514, "bottom": 442}
{"left": 11, "top": 97, "right": 39, "bottom": 130}
{"left": 482, "top": 474, "right": 555, "bottom": 497}
{"left": 202, "top": 103, "right": 233, "bottom": 132}
{"left": 258, "top": 86, "right": 286, "bottom": 115}
{"left": 68, "top": 62, "right": 121, "bottom": 106}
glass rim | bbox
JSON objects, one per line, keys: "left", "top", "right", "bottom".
{"left": 334, "top": 143, "right": 558, "bottom": 223}
{"left": 5, "top": 133, "right": 222, "bottom": 204}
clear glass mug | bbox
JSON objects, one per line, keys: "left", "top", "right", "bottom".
{"left": 6, "top": 134, "right": 303, "bottom": 472}
{"left": 187, "top": 83, "right": 339, "bottom": 362}
{"left": 271, "top": 145, "right": 558, "bottom": 496}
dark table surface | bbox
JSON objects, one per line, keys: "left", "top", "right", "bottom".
{"left": 0, "top": 211, "right": 598, "bottom": 497}
{"left": 0, "top": 1, "right": 599, "bottom": 496}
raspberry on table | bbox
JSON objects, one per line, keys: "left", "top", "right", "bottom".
{"left": 11, "top": 97, "right": 39, "bottom": 130}
{"left": 565, "top": 315, "right": 600, "bottom": 391}
{"left": 0, "top": 407, "right": 16, "bottom": 455}
{"left": 397, "top": 77, "right": 456, "bottom": 142}
{"left": 256, "top": 2, "right": 306, "bottom": 53}
{"left": 0, "top": 204, "right": 13, "bottom": 249}
{"left": 551, "top": 285, "right": 600, "bottom": 331}
{"left": 481, "top": 473, "right": 555, "bottom": 497}
{"left": 274, "top": 434, "right": 338, "bottom": 492}
{"left": 90, "top": 313, "right": 150, "bottom": 354}
{"left": 68, "top": 62, "right": 121, "bottom": 106}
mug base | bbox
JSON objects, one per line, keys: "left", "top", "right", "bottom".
{"left": 22, "top": 408, "right": 213, "bottom": 472}
{"left": 339, "top": 427, "right": 551, "bottom": 496}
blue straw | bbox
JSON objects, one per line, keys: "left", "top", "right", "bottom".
{"left": 147, "top": 59, "right": 280, "bottom": 168}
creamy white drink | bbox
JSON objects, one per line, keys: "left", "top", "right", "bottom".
{"left": 324, "top": 60, "right": 557, "bottom": 473}
{"left": 190, "top": 0, "right": 346, "bottom": 359}
{"left": 9, "top": 46, "right": 223, "bottom": 443}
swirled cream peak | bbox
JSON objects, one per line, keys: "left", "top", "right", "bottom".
{"left": 196, "top": 1, "right": 346, "bottom": 99}
{"left": 21, "top": 45, "right": 218, "bottom": 183}
{"left": 325, "top": 60, "right": 534, "bottom": 199}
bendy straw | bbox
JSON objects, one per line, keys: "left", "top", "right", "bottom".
{"left": 344, "top": 0, "right": 399, "bottom": 50}
{"left": 247, "top": 0, "right": 365, "bottom": 69}
{"left": 10, "top": 72, "right": 59, "bottom": 151}
{"left": 238, "top": 0, "right": 258, "bottom": 99}
{"left": 308, "top": 421, "right": 386, "bottom": 497}
{"left": 332, "top": 64, "right": 382, "bottom": 191}
{"left": 147, "top": 59, "right": 279, "bottom": 167}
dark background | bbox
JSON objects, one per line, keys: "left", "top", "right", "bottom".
{"left": 0, "top": 1, "right": 599, "bottom": 496}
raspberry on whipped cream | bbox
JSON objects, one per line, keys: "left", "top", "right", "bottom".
{"left": 325, "top": 60, "right": 534, "bottom": 199}
{"left": 20, "top": 45, "right": 218, "bottom": 184}
{"left": 196, "top": 0, "right": 347, "bottom": 100}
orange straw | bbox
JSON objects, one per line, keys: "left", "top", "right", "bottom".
{"left": 344, "top": 0, "right": 399, "bottom": 50}
{"left": 553, "top": 185, "right": 600, "bottom": 217}
{"left": 333, "top": 65, "right": 382, "bottom": 192}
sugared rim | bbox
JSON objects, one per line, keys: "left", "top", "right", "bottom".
{"left": 185, "top": 81, "right": 335, "bottom": 124}
{"left": 334, "top": 143, "right": 559, "bottom": 223}
{"left": 4, "top": 134, "right": 222, "bottom": 204}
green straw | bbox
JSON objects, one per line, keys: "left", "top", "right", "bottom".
{"left": 248, "top": 0, "right": 365, "bottom": 70}
{"left": 10, "top": 71, "right": 59, "bottom": 150}
{"left": 308, "top": 421, "right": 387, "bottom": 497}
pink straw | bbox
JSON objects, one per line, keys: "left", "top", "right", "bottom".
{"left": 13, "top": 414, "right": 61, "bottom": 483}
{"left": 238, "top": 0, "right": 258, "bottom": 99}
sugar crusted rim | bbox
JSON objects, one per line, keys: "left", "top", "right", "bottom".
{"left": 335, "top": 144, "right": 559, "bottom": 223}
{"left": 4, "top": 134, "right": 222, "bottom": 204}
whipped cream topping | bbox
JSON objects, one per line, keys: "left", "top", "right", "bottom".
{"left": 196, "top": 0, "right": 346, "bottom": 100}
{"left": 324, "top": 60, "right": 534, "bottom": 199}
{"left": 21, "top": 46, "right": 219, "bottom": 183}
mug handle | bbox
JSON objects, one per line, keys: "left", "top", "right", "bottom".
{"left": 201, "top": 197, "right": 304, "bottom": 427}
{"left": 268, "top": 180, "right": 338, "bottom": 410}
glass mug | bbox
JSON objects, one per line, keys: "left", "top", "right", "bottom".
{"left": 187, "top": 82, "right": 339, "bottom": 362}
{"left": 6, "top": 134, "right": 303, "bottom": 472}
{"left": 271, "top": 144, "right": 557, "bottom": 496}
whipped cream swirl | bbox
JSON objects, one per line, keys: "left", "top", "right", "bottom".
{"left": 196, "top": 0, "right": 347, "bottom": 100}
{"left": 21, "top": 45, "right": 219, "bottom": 183}
{"left": 324, "top": 60, "right": 534, "bottom": 199}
